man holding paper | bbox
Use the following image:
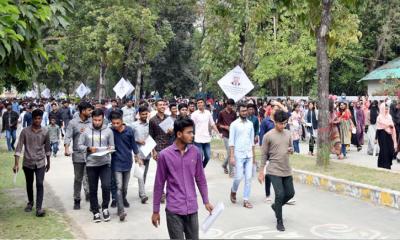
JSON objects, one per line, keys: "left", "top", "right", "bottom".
{"left": 78, "top": 109, "right": 115, "bottom": 223}
{"left": 152, "top": 117, "right": 213, "bottom": 240}
{"left": 132, "top": 105, "right": 152, "bottom": 204}
{"left": 110, "top": 111, "right": 139, "bottom": 221}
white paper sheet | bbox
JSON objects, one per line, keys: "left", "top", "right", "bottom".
{"left": 13, "top": 171, "right": 18, "bottom": 186}
{"left": 201, "top": 202, "right": 224, "bottom": 233}
{"left": 91, "top": 149, "right": 115, "bottom": 157}
{"left": 159, "top": 117, "right": 174, "bottom": 134}
{"left": 139, "top": 136, "right": 157, "bottom": 157}
{"left": 133, "top": 162, "right": 144, "bottom": 179}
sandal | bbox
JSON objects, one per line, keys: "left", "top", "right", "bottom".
{"left": 243, "top": 201, "right": 253, "bottom": 209}
{"left": 230, "top": 191, "right": 237, "bottom": 204}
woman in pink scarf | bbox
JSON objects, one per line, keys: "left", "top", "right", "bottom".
{"left": 375, "top": 103, "right": 398, "bottom": 169}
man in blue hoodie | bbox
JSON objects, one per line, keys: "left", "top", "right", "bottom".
{"left": 110, "top": 111, "right": 139, "bottom": 221}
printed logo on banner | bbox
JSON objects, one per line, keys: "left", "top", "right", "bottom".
{"left": 217, "top": 66, "right": 254, "bottom": 102}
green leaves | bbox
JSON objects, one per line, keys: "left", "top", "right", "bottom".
{"left": 0, "top": 0, "right": 73, "bottom": 91}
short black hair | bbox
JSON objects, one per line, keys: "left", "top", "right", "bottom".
{"left": 111, "top": 99, "right": 117, "bottom": 103}
{"left": 78, "top": 101, "right": 92, "bottom": 113}
{"left": 138, "top": 105, "right": 149, "bottom": 113}
{"left": 155, "top": 99, "right": 164, "bottom": 106}
{"left": 226, "top": 98, "right": 235, "bottom": 106}
{"left": 237, "top": 102, "right": 247, "bottom": 111}
{"left": 178, "top": 103, "right": 188, "bottom": 111}
{"left": 247, "top": 103, "right": 256, "bottom": 110}
{"left": 174, "top": 117, "right": 194, "bottom": 137}
{"left": 169, "top": 103, "right": 177, "bottom": 109}
{"left": 92, "top": 108, "right": 104, "bottom": 117}
{"left": 274, "top": 110, "right": 289, "bottom": 123}
{"left": 188, "top": 102, "right": 195, "bottom": 106}
{"left": 110, "top": 110, "right": 122, "bottom": 120}
{"left": 32, "top": 109, "right": 43, "bottom": 119}
{"left": 196, "top": 98, "right": 205, "bottom": 103}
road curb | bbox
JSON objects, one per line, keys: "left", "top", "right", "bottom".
{"left": 292, "top": 169, "right": 400, "bottom": 210}
{"left": 211, "top": 151, "right": 400, "bottom": 210}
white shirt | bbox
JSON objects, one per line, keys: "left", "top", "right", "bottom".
{"left": 122, "top": 106, "right": 136, "bottom": 126}
{"left": 191, "top": 109, "right": 215, "bottom": 143}
{"left": 229, "top": 118, "right": 255, "bottom": 159}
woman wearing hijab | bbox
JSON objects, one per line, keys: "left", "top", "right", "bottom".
{"left": 375, "top": 103, "right": 397, "bottom": 169}
{"left": 367, "top": 100, "right": 379, "bottom": 155}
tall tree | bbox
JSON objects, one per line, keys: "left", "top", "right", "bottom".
{"left": 0, "top": 0, "right": 73, "bottom": 92}
{"left": 149, "top": 0, "right": 198, "bottom": 98}
{"left": 281, "top": 0, "right": 360, "bottom": 166}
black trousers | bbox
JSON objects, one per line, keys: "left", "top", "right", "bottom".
{"left": 23, "top": 166, "right": 46, "bottom": 210}
{"left": 87, "top": 164, "right": 111, "bottom": 213}
{"left": 265, "top": 175, "right": 271, "bottom": 197}
{"left": 267, "top": 175, "right": 295, "bottom": 221}
{"left": 166, "top": 209, "right": 199, "bottom": 240}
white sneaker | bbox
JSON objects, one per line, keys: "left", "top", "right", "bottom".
{"left": 102, "top": 208, "right": 111, "bottom": 222}
{"left": 287, "top": 199, "right": 296, "bottom": 205}
{"left": 265, "top": 196, "right": 272, "bottom": 203}
{"left": 93, "top": 213, "right": 101, "bottom": 223}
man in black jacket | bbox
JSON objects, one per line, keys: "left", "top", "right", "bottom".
{"left": 59, "top": 100, "right": 73, "bottom": 135}
{"left": 2, "top": 103, "right": 19, "bottom": 151}
{"left": 49, "top": 103, "right": 62, "bottom": 127}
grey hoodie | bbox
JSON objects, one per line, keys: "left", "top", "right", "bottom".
{"left": 78, "top": 123, "right": 115, "bottom": 167}
{"left": 65, "top": 115, "right": 91, "bottom": 163}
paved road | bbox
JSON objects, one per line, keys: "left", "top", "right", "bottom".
{"left": 46, "top": 149, "right": 400, "bottom": 239}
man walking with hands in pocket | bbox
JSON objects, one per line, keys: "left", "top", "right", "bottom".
{"left": 258, "top": 110, "right": 295, "bottom": 232}
{"left": 151, "top": 117, "right": 213, "bottom": 240}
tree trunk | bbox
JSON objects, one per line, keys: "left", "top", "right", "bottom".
{"left": 316, "top": 0, "right": 332, "bottom": 167}
{"left": 97, "top": 60, "right": 107, "bottom": 100}
{"left": 122, "top": 39, "right": 135, "bottom": 79}
{"left": 368, "top": 7, "right": 394, "bottom": 72}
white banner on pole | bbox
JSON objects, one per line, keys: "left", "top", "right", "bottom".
{"left": 217, "top": 66, "right": 254, "bottom": 102}
{"left": 41, "top": 88, "right": 51, "bottom": 98}
{"left": 113, "top": 77, "right": 134, "bottom": 99}
{"left": 75, "top": 83, "right": 88, "bottom": 98}
{"left": 85, "top": 86, "right": 91, "bottom": 95}
{"left": 125, "top": 79, "right": 135, "bottom": 96}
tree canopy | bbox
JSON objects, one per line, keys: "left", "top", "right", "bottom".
{"left": 1, "top": 0, "right": 399, "bottom": 98}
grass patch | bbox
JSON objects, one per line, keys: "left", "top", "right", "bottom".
{"left": 0, "top": 145, "right": 74, "bottom": 239}
{"left": 211, "top": 139, "right": 400, "bottom": 192}
{"left": 0, "top": 192, "right": 73, "bottom": 239}
{"left": 290, "top": 154, "right": 400, "bottom": 192}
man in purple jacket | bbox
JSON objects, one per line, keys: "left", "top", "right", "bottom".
{"left": 151, "top": 117, "right": 214, "bottom": 240}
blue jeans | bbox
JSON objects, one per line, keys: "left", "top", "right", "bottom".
{"left": 231, "top": 157, "right": 253, "bottom": 201}
{"left": 293, "top": 140, "right": 300, "bottom": 153}
{"left": 50, "top": 142, "right": 59, "bottom": 155}
{"left": 5, "top": 129, "right": 16, "bottom": 151}
{"left": 114, "top": 171, "right": 130, "bottom": 214}
{"left": 194, "top": 142, "right": 211, "bottom": 168}
{"left": 341, "top": 144, "right": 347, "bottom": 157}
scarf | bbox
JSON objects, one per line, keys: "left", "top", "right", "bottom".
{"left": 377, "top": 103, "right": 397, "bottom": 149}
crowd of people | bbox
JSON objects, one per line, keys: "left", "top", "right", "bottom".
{"left": 1, "top": 94, "right": 399, "bottom": 238}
